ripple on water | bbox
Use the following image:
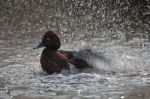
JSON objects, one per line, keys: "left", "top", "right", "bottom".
{"left": 0, "top": 41, "right": 150, "bottom": 99}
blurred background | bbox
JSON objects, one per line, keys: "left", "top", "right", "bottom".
{"left": 0, "top": 0, "right": 150, "bottom": 46}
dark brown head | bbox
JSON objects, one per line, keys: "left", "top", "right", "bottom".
{"left": 33, "top": 31, "right": 61, "bottom": 50}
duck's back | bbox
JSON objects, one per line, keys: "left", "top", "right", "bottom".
{"left": 59, "top": 50, "right": 90, "bottom": 69}
{"left": 59, "top": 49, "right": 114, "bottom": 72}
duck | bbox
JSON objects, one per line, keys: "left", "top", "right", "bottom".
{"left": 33, "top": 31, "right": 113, "bottom": 74}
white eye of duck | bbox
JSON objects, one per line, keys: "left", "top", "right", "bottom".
{"left": 47, "top": 38, "right": 50, "bottom": 40}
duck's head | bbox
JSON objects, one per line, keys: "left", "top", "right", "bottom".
{"left": 33, "top": 31, "right": 61, "bottom": 50}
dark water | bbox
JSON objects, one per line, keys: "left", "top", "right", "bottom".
{"left": 0, "top": 0, "right": 150, "bottom": 99}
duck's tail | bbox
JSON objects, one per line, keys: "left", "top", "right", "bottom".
{"left": 73, "top": 49, "right": 116, "bottom": 72}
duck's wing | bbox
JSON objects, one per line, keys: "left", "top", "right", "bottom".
{"left": 58, "top": 50, "right": 90, "bottom": 69}
{"left": 73, "top": 49, "right": 115, "bottom": 72}
{"left": 59, "top": 49, "right": 115, "bottom": 72}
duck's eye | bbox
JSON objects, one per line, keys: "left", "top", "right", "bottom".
{"left": 47, "top": 37, "right": 50, "bottom": 40}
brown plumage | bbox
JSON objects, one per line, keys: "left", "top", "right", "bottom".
{"left": 34, "top": 31, "right": 112, "bottom": 74}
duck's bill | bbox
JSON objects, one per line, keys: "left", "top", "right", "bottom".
{"left": 33, "top": 41, "right": 44, "bottom": 49}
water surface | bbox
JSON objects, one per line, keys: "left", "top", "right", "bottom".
{"left": 0, "top": 39, "right": 150, "bottom": 99}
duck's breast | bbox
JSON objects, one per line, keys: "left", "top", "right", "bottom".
{"left": 40, "top": 49, "right": 69, "bottom": 74}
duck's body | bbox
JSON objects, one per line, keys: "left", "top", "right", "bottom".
{"left": 34, "top": 31, "right": 112, "bottom": 74}
{"left": 40, "top": 48, "right": 70, "bottom": 74}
